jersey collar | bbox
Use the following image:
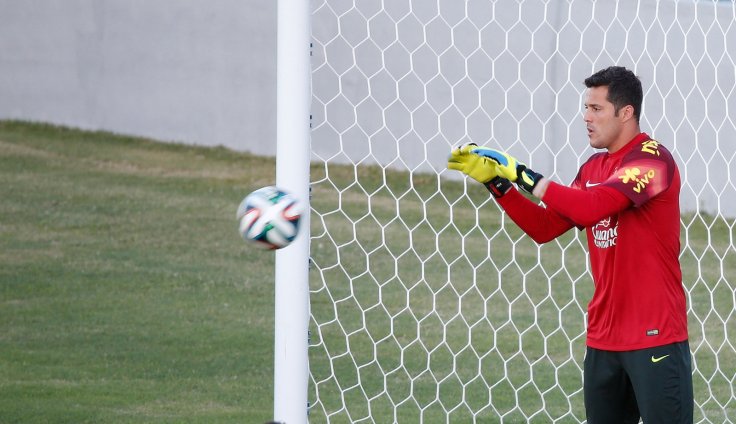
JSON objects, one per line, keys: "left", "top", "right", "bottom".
{"left": 608, "top": 132, "right": 650, "bottom": 159}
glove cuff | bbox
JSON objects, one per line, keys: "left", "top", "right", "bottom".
{"left": 516, "top": 165, "right": 544, "bottom": 194}
{"left": 485, "top": 176, "right": 513, "bottom": 198}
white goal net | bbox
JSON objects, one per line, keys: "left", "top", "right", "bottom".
{"left": 307, "top": 0, "right": 736, "bottom": 422}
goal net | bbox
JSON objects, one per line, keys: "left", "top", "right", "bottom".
{"left": 306, "top": 0, "right": 736, "bottom": 422}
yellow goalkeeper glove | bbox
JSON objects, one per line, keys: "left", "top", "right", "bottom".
{"left": 447, "top": 143, "right": 512, "bottom": 198}
{"left": 447, "top": 143, "right": 499, "bottom": 184}
{"left": 471, "top": 147, "right": 544, "bottom": 194}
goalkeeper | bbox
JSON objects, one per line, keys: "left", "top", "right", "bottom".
{"left": 449, "top": 66, "right": 692, "bottom": 424}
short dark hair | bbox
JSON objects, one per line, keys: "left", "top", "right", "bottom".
{"left": 584, "top": 66, "right": 643, "bottom": 123}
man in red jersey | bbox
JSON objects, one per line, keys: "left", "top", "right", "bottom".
{"left": 448, "top": 66, "right": 692, "bottom": 423}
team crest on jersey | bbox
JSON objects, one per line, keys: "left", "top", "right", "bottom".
{"left": 641, "top": 139, "right": 661, "bottom": 156}
{"left": 593, "top": 216, "right": 618, "bottom": 249}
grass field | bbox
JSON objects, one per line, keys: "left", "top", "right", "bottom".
{"left": 0, "top": 121, "right": 277, "bottom": 423}
{"left": 1, "top": 121, "right": 734, "bottom": 423}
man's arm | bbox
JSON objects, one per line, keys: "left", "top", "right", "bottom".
{"left": 532, "top": 178, "right": 551, "bottom": 198}
{"left": 496, "top": 188, "right": 575, "bottom": 243}
{"left": 536, "top": 178, "right": 631, "bottom": 226}
{"left": 471, "top": 148, "right": 632, "bottom": 227}
{"left": 448, "top": 145, "right": 585, "bottom": 244}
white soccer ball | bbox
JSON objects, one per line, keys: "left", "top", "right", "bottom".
{"left": 237, "top": 186, "right": 303, "bottom": 250}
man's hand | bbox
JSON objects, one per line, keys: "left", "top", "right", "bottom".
{"left": 471, "top": 147, "right": 544, "bottom": 194}
{"left": 447, "top": 143, "right": 499, "bottom": 184}
{"left": 448, "top": 143, "right": 513, "bottom": 198}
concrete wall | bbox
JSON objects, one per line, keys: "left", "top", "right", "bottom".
{"left": 309, "top": 0, "right": 736, "bottom": 216}
{"left": 0, "top": 0, "right": 277, "bottom": 156}
{"left": 1, "top": 0, "right": 735, "bottom": 216}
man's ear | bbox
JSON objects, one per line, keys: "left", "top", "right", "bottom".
{"left": 620, "top": 104, "right": 636, "bottom": 123}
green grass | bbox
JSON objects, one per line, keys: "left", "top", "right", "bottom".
{"left": 1, "top": 121, "right": 734, "bottom": 423}
{"left": 0, "top": 121, "right": 277, "bottom": 423}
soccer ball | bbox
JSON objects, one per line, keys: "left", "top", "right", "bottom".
{"left": 237, "top": 186, "right": 303, "bottom": 250}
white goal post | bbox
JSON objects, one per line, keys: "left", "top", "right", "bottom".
{"left": 276, "top": 0, "right": 736, "bottom": 423}
{"left": 274, "top": 1, "right": 312, "bottom": 423}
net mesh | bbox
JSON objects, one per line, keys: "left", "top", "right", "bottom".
{"left": 308, "top": 0, "right": 736, "bottom": 422}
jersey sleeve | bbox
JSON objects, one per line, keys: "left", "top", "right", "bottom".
{"left": 496, "top": 188, "right": 575, "bottom": 243}
{"left": 600, "top": 139, "right": 676, "bottom": 207}
{"left": 542, "top": 182, "right": 631, "bottom": 227}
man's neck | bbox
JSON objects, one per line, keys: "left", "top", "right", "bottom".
{"left": 607, "top": 127, "right": 641, "bottom": 154}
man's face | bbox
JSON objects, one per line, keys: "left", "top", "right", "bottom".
{"left": 583, "top": 86, "right": 622, "bottom": 150}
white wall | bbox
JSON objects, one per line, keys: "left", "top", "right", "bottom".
{"left": 1, "top": 0, "right": 734, "bottom": 216}
{"left": 308, "top": 0, "right": 736, "bottom": 217}
{"left": 0, "top": 0, "right": 277, "bottom": 156}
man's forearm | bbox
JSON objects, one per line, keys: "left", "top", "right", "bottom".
{"left": 496, "top": 188, "right": 573, "bottom": 243}
{"left": 540, "top": 181, "right": 631, "bottom": 227}
{"left": 532, "top": 177, "right": 551, "bottom": 199}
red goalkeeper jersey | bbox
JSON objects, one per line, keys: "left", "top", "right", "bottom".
{"left": 571, "top": 133, "right": 688, "bottom": 350}
{"left": 496, "top": 133, "right": 688, "bottom": 351}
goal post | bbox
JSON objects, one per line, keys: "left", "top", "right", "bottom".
{"left": 303, "top": 0, "right": 736, "bottom": 422}
{"left": 274, "top": 0, "right": 311, "bottom": 423}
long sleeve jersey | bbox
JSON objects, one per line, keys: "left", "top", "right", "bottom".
{"left": 497, "top": 133, "right": 688, "bottom": 350}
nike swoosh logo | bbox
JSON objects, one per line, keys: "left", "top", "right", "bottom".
{"left": 585, "top": 181, "right": 601, "bottom": 188}
{"left": 651, "top": 354, "right": 670, "bottom": 363}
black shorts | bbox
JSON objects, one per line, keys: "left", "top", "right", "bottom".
{"left": 584, "top": 340, "right": 693, "bottom": 424}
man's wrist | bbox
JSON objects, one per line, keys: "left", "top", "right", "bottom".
{"left": 485, "top": 176, "right": 513, "bottom": 198}
{"left": 532, "top": 177, "right": 550, "bottom": 198}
